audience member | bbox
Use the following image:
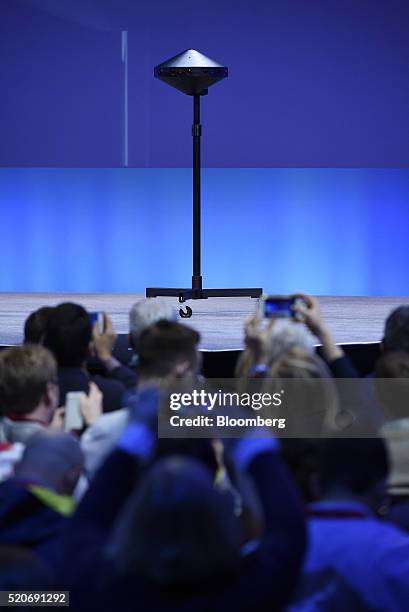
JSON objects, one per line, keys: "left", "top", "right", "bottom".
{"left": 23, "top": 306, "right": 54, "bottom": 344}
{"left": 376, "top": 350, "right": 409, "bottom": 459}
{"left": 137, "top": 319, "right": 201, "bottom": 385}
{"left": 265, "top": 346, "right": 339, "bottom": 436}
{"left": 1, "top": 293, "right": 409, "bottom": 606}
{"left": 91, "top": 310, "right": 137, "bottom": 390}
{"left": 62, "top": 389, "right": 306, "bottom": 611}
{"left": 0, "top": 344, "right": 101, "bottom": 446}
{"left": 262, "top": 346, "right": 339, "bottom": 509}
{"left": 302, "top": 437, "right": 409, "bottom": 610}
{"left": 0, "top": 345, "right": 60, "bottom": 443}
{"left": 382, "top": 306, "right": 409, "bottom": 354}
{"left": 43, "top": 303, "right": 133, "bottom": 412}
{"left": 128, "top": 297, "right": 176, "bottom": 360}
{"left": 0, "top": 431, "right": 84, "bottom": 568}
{"left": 81, "top": 320, "right": 201, "bottom": 477}
{"left": 236, "top": 294, "right": 357, "bottom": 383}
{"left": 375, "top": 350, "right": 409, "bottom": 531}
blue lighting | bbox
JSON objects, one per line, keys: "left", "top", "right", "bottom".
{"left": 1, "top": 168, "right": 408, "bottom": 295}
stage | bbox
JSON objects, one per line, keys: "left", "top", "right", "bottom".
{"left": 0, "top": 293, "right": 407, "bottom": 351}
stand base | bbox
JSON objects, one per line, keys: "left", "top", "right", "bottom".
{"left": 145, "top": 287, "right": 262, "bottom": 318}
{"left": 146, "top": 287, "right": 262, "bottom": 302}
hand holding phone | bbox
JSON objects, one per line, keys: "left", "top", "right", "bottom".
{"left": 78, "top": 382, "right": 103, "bottom": 426}
{"left": 244, "top": 313, "right": 276, "bottom": 364}
{"left": 91, "top": 312, "right": 117, "bottom": 361}
{"left": 89, "top": 312, "right": 104, "bottom": 335}
{"left": 259, "top": 295, "right": 306, "bottom": 319}
{"left": 64, "top": 392, "right": 84, "bottom": 431}
{"left": 291, "top": 293, "right": 326, "bottom": 335}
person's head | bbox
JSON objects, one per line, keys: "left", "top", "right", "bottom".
{"left": 137, "top": 320, "right": 200, "bottom": 382}
{"left": 264, "top": 346, "right": 339, "bottom": 436}
{"left": 318, "top": 438, "right": 389, "bottom": 511}
{"left": 281, "top": 439, "right": 321, "bottom": 504}
{"left": 267, "top": 345, "right": 330, "bottom": 379}
{"left": 14, "top": 430, "right": 84, "bottom": 496}
{"left": 129, "top": 298, "right": 176, "bottom": 350}
{"left": 235, "top": 318, "right": 314, "bottom": 382}
{"left": 265, "top": 319, "right": 315, "bottom": 363}
{"left": 376, "top": 350, "right": 409, "bottom": 378}
{"left": 383, "top": 306, "right": 409, "bottom": 354}
{"left": 155, "top": 438, "right": 219, "bottom": 478}
{"left": 0, "top": 345, "right": 58, "bottom": 421}
{"left": 23, "top": 307, "right": 54, "bottom": 344}
{"left": 43, "top": 302, "right": 92, "bottom": 367}
{"left": 108, "top": 457, "right": 240, "bottom": 584}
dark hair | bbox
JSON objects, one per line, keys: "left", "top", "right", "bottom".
{"left": 43, "top": 303, "right": 92, "bottom": 367}
{"left": 319, "top": 438, "right": 388, "bottom": 495}
{"left": 0, "top": 345, "right": 57, "bottom": 416}
{"left": 376, "top": 350, "right": 409, "bottom": 379}
{"left": 138, "top": 320, "right": 200, "bottom": 378}
{"left": 384, "top": 306, "right": 409, "bottom": 353}
{"left": 24, "top": 307, "right": 54, "bottom": 344}
{"left": 108, "top": 457, "right": 239, "bottom": 585}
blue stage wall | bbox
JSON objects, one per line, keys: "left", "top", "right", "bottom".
{"left": 2, "top": 1, "right": 409, "bottom": 168}
{"left": 1, "top": 167, "right": 408, "bottom": 295}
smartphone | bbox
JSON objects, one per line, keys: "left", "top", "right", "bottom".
{"left": 89, "top": 312, "right": 104, "bottom": 334}
{"left": 259, "top": 295, "right": 305, "bottom": 319}
{"left": 64, "top": 392, "right": 84, "bottom": 431}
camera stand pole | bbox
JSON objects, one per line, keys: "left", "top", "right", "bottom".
{"left": 146, "top": 64, "right": 262, "bottom": 317}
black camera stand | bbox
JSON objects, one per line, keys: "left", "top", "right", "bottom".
{"left": 146, "top": 51, "right": 262, "bottom": 317}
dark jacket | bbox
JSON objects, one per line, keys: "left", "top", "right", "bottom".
{"left": 0, "top": 479, "right": 67, "bottom": 567}
{"left": 384, "top": 500, "right": 409, "bottom": 534}
{"left": 58, "top": 367, "right": 129, "bottom": 413}
{"left": 61, "top": 448, "right": 306, "bottom": 612}
{"left": 328, "top": 355, "right": 358, "bottom": 378}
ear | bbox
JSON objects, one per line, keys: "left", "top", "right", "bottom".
{"left": 45, "top": 381, "right": 59, "bottom": 409}
{"left": 172, "top": 360, "right": 191, "bottom": 378}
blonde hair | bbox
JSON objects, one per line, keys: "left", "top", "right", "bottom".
{"left": 264, "top": 347, "right": 339, "bottom": 436}
{"left": 267, "top": 345, "right": 330, "bottom": 379}
{"left": 235, "top": 319, "right": 314, "bottom": 391}
{"left": 0, "top": 345, "right": 57, "bottom": 416}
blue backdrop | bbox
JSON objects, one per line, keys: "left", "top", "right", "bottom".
{"left": 2, "top": 3, "right": 409, "bottom": 295}
{"left": 2, "top": 0, "right": 409, "bottom": 167}
{"left": 1, "top": 167, "right": 408, "bottom": 295}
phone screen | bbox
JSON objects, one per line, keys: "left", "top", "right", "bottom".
{"left": 89, "top": 312, "right": 104, "bottom": 334}
{"left": 263, "top": 297, "right": 295, "bottom": 318}
{"left": 64, "top": 392, "right": 84, "bottom": 431}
